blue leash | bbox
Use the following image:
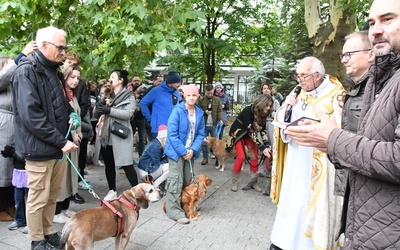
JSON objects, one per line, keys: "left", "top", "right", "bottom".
{"left": 215, "top": 123, "right": 223, "bottom": 138}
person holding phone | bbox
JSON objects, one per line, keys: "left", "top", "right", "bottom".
{"left": 269, "top": 57, "right": 346, "bottom": 250}
{"left": 198, "top": 84, "right": 222, "bottom": 165}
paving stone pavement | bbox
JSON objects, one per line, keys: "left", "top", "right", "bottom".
{"left": 0, "top": 153, "right": 277, "bottom": 250}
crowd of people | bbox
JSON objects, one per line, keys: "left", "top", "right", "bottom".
{"left": 1, "top": 0, "right": 400, "bottom": 248}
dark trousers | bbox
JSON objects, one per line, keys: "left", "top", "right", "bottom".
{"left": 100, "top": 146, "right": 138, "bottom": 190}
{"left": 0, "top": 186, "right": 14, "bottom": 212}
{"left": 78, "top": 137, "right": 89, "bottom": 182}
{"left": 130, "top": 118, "right": 146, "bottom": 157}
{"left": 55, "top": 198, "right": 70, "bottom": 215}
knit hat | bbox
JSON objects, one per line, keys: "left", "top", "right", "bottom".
{"left": 183, "top": 84, "right": 199, "bottom": 96}
{"left": 157, "top": 125, "right": 168, "bottom": 138}
{"left": 214, "top": 82, "right": 223, "bottom": 89}
{"left": 166, "top": 71, "right": 181, "bottom": 84}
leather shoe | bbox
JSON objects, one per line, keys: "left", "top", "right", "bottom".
{"left": 201, "top": 158, "right": 208, "bottom": 165}
{"left": 270, "top": 243, "right": 283, "bottom": 250}
{"left": 71, "top": 193, "right": 85, "bottom": 204}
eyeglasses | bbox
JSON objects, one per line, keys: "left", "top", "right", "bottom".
{"left": 295, "top": 72, "right": 316, "bottom": 82}
{"left": 339, "top": 49, "right": 371, "bottom": 61}
{"left": 46, "top": 41, "right": 67, "bottom": 52}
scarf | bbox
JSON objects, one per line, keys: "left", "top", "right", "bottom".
{"left": 214, "top": 91, "right": 224, "bottom": 97}
{"left": 99, "top": 88, "right": 133, "bottom": 147}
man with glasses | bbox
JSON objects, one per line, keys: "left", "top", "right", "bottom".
{"left": 335, "top": 31, "right": 374, "bottom": 198}
{"left": 284, "top": 0, "right": 400, "bottom": 248}
{"left": 269, "top": 57, "right": 346, "bottom": 250}
{"left": 12, "top": 26, "right": 78, "bottom": 250}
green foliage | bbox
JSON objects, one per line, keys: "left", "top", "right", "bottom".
{"left": 0, "top": 0, "right": 204, "bottom": 80}
{"left": 160, "top": 0, "right": 275, "bottom": 85}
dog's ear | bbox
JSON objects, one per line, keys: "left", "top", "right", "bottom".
{"left": 205, "top": 178, "right": 212, "bottom": 186}
{"left": 134, "top": 185, "right": 149, "bottom": 209}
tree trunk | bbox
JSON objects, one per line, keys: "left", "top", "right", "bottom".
{"left": 305, "top": 0, "right": 357, "bottom": 83}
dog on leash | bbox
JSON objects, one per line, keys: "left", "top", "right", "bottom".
{"left": 203, "top": 136, "right": 255, "bottom": 171}
{"left": 163, "top": 174, "right": 212, "bottom": 221}
{"left": 61, "top": 183, "right": 163, "bottom": 250}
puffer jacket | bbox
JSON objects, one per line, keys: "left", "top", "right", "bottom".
{"left": 12, "top": 51, "right": 69, "bottom": 161}
{"left": 334, "top": 74, "right": 368, "bottom": 197}
{"left": 328, "top": 53, "right": 400, "bottom": 249}
{"left": 164, "top": 101, "right": 205, "bottom": 161}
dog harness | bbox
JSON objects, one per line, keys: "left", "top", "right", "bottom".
{"left": 101, "top": 193, "right": 140, "bottom": 237}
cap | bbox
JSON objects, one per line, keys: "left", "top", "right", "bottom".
{"left": 183, "top": 84, "right": 199, "bottom": 97}
{"left": 166, "top": 71, "right": 181, "bottom": 84}
{"left": 157, "top": 124, "right": 167, "bottom": 138}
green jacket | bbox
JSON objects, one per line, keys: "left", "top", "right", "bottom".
{"left": 198, "top": 96, "right": 222, "bottom": 126}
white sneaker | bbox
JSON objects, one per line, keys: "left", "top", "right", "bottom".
{"left": 98, "top": 160, "right": 105, "bottom": 167}
{"left": 78, "top": 181, "right": 88, "bottom": 190}
{"left": 53, "top": 213, "right": 69, "bottom": 224}
{"left": 62, "top": 209, "right": 76, "bottom": 218}
{"left": 210, "top": 153, "right": 216, "bottom": 159}
{"left": 104, "top": 190, "right": 117, "bottom": 201}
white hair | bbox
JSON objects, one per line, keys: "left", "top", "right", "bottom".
{"left": 300, "top": 56, "right": 325, "bottom": 76}
{"left": 36, "top": 26, "right": 67, "bottom": 49}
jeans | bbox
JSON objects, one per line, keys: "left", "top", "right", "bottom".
{"left": 14, "top": 187, "right": 28, "bottom": 225}
{"left": 201, "top": 125, "right": 216, "bottom": 159}
{"left": 131, "top": 118, "right": 146, "bottom": 157}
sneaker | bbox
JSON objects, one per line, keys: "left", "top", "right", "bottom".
{"left": 78, "top": 181, "right": 88, "bottom": 190}
{"left": 53, "top": 213, "right": 69, "bottom": 224}
{"left": 8, "top": 221, "right": 25, "bottom": 230}
{"left": 176, "top": 218, "right": 190, "bottom": 224}
{"left": 210, "top": 153, "right": 216, "bottom": 159}
{"left": 62, "top": 209, "right": 76, "bottom": 218}
{"left": 104, "top": 190, "right": 117, "bottom": 200}
{"left": 22, "top": 226, "right": 28, "bottom": 234}
{"left": 31, "top": 240, "right": 47, "bottom": 250}
{"left": 45, "top": 232, "right": 62, "bottom": 248}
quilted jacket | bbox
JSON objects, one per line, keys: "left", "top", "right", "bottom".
{"left": 334, "top": 75, "right": 368, "bottom": 197}
{"left": 327, "top": 53, "right": 400, "bottom": 249}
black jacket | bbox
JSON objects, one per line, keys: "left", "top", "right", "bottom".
{"left": 12, "top": 51, "right": 69, "bottom": 161}
{"left": 228, "top": 105, "right": 270, "bottom": 151}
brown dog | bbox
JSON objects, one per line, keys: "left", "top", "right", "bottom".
{"left": 61, "top": 183, "right": 163, "bottom": 250}
{"left": 204, "top": 136, "right": 256, "bottom": 171}
{"left": 163, "top": 174, "right": 212, "bottom": 221}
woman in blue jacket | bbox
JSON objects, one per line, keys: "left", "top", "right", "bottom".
{"left": 164, "top": 84, "right": 205, "bottom": 224}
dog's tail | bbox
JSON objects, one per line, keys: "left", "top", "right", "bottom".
{"left": 60, "top": 220, "right": 72, "bottom": 249}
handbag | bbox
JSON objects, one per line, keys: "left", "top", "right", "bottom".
{"left": 111, "top": 121, "right": 129, "bottom": 139}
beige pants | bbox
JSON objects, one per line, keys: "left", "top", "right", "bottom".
{"left": 25, "top": 158, "right": 67, "bottom": 241}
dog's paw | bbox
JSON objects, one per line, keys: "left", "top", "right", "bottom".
{"left": 190, "top": 216, "right": 198, "bottom": 221}
{"left": 219, "top": 168, "right": 224, "bottom": 172}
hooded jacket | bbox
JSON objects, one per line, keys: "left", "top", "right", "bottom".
{"left": 328, "top": 53, "right": 400, "bottom": 249}
{"left": 140, "top": 81, "right": 181, "bottom": 134}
